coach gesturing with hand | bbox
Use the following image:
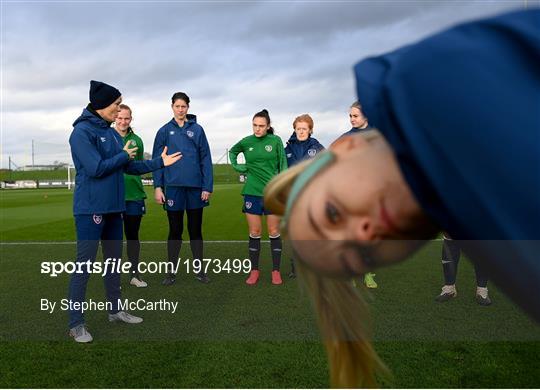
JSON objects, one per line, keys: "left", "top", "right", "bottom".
{"left": 67, "top": 80, "right": 181, "bottom": 343}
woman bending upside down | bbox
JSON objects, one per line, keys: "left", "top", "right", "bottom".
{"left": 264, "top": 9, "right": 540, "bottom": 388}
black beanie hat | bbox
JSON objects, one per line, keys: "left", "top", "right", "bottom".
{"left": 89, "top": 80, "right": 121, "bottom": 110}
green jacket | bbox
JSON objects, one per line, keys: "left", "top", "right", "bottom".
{"left": 229, "top": 133, "right": 287, "bottom": 196}
{"left": 122, "top": 128, "right": 146, "bottom": 201}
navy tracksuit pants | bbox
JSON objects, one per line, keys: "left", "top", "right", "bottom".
{"left": 68, "top": 213, "right": 123, "bottom": 328}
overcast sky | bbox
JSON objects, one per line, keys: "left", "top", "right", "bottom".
{"left": 1, "top": 0, "right": 529, "bottom": 168}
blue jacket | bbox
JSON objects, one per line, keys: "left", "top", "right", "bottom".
{"left": 152, "top": 115, "right": 213, "bottom": 192}
{"left": 340, "top": 125, "right": 373, "bottom": 138}
{"left": 69, "top": 108, "right": 164, "bottom": 215}
{"left": 285, "top": 132, "right": 325, "bottom": 167}
{"left": 354, "top": 9, "right": 540, "bottom": 320}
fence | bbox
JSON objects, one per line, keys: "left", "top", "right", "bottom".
{"left": 0, "top": 164, "right": 241, "bottom": 189}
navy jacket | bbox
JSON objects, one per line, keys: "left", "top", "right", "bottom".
{"left": 285, "top": 132, "right": 325, "bottom": 167}
{"left": 69, "top": 108, "right": 163, "bottom": 215}
{"left": 354, "top": 9, "right": 540, "bottom": 320}
{"left": 340, "top": 125, "right": 373, "bottom": 138}
{"left": 152, "top": 115, "right": 213, "bottom": 192}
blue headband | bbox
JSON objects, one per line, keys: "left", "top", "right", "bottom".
{"left": 283, "top": 151, "right": 336, "bottom": 226}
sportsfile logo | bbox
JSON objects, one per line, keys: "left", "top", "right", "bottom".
{"left": 41, "top": 258, "right": 252, "bottom": 277}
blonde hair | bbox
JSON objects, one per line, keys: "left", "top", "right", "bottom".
{"left": 119, "top": 103, "right": 132, "bottom": 116}
{"left": 264, "top": 130, "right": 390, "bottom": 388}
{"left": 296, "top": 261, "right": 388, "bottom": 388}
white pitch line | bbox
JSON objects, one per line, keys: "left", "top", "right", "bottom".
{"left": 0, "top": 239, "right": 443, "bottom": 245}
{"left": 0, "top": 240, "right": 247, "bottom": 245}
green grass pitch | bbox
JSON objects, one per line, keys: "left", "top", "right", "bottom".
{"left": 0, "top": 187, "right": 539, "bottom": 388}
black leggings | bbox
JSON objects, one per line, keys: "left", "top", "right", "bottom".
{"left": 123, "top": 214, "right": 142, "bottom": 275}
{"left": 441, "top": 238, "right": 488, "bottom": 288}
{"left": 167, "top": 208, "right": 204, "bottom": 274}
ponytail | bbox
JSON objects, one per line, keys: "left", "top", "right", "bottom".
{"left": 265, "top": 133, "right": 391, "bottom": 388}
{"left": 297, "top": 261, "right": 390, "bottom": 388}
{"left": 254, "top": 109, "right": 274, "bottom": 134}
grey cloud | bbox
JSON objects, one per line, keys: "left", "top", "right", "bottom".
{"left": 2, "top": 0, "right": 530, "bottom": 167}
{"left": 4, "top": 1, "right": 521, "bottom": 95}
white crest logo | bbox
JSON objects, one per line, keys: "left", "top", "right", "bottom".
{"left": 307, "top": 149, "right": 317, "bottom": 157}
{"left": 93, "top": 214, "right": 102, "bottom": 224}
{"left": 100, "top": 137, "right": 106, "bottom": 142}
{"left": 186, "top": 130, "right": 194, "bottom": 138}
{"left": 265, "top": 145, "right": 272, "bottom": 152}
{"left": 167, "top": 199, "right": 174, "bottom": 207}
{"left": 286, "top": 153, "right": 292, "bottom": 158}
{"left": 245, "top": 201, "right": 252, "bottom": 209}
{"left": 170, "top": 131, "right": 175, "bottom": 135}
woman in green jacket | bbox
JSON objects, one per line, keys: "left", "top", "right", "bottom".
{"left": 114, "top": 104, "right": 147, "bottom": 287}
{"left": 229, "top": 109, "right": 287, "bottom": 285}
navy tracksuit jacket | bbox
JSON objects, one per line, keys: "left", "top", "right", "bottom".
{"left": 68, "top": 107, "right": 165, "bottom": 328}
{"left": 152, "top": 114, "right": 213, "bottom": 192}
{"left": 284, "top": 132, "right": 325, "bottom": 167}
{"left": 354, "top": 9, "right": 540, "bottom": 320}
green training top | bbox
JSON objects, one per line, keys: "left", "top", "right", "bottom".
{"left": 229, "top": 133, "right": 288, "bottom": 196}
{"left": 122, "top": 128, "right": 147, "bottom": 201}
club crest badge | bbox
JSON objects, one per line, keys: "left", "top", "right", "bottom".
{"left": 93, "top": 214, "right": 102, "bottom": 224}
{"left": 286, "top": 153, "right": 292, "bottom": 158}
{"left": 167, "top": 199, "right": 174, "bottom": 207}
{"left": 186, "top": 130, "right": 194, "bottom": 138}
{"left": 265, "top": 145, "right": 273, "bottom": 152}
{"left": 245, "top": 201, "right": 252, "bottom": 209}
{"left": 307, "top": 149, "right": 317, "bottom": 157}
{"left": 100, "top": 137, "right": 106, "bottom": 142}
{"left": 248, "top": 147, "right": 254, "bottom": 152}
{"left": 170, "top": 131, "right": 175, "bottom": 135}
